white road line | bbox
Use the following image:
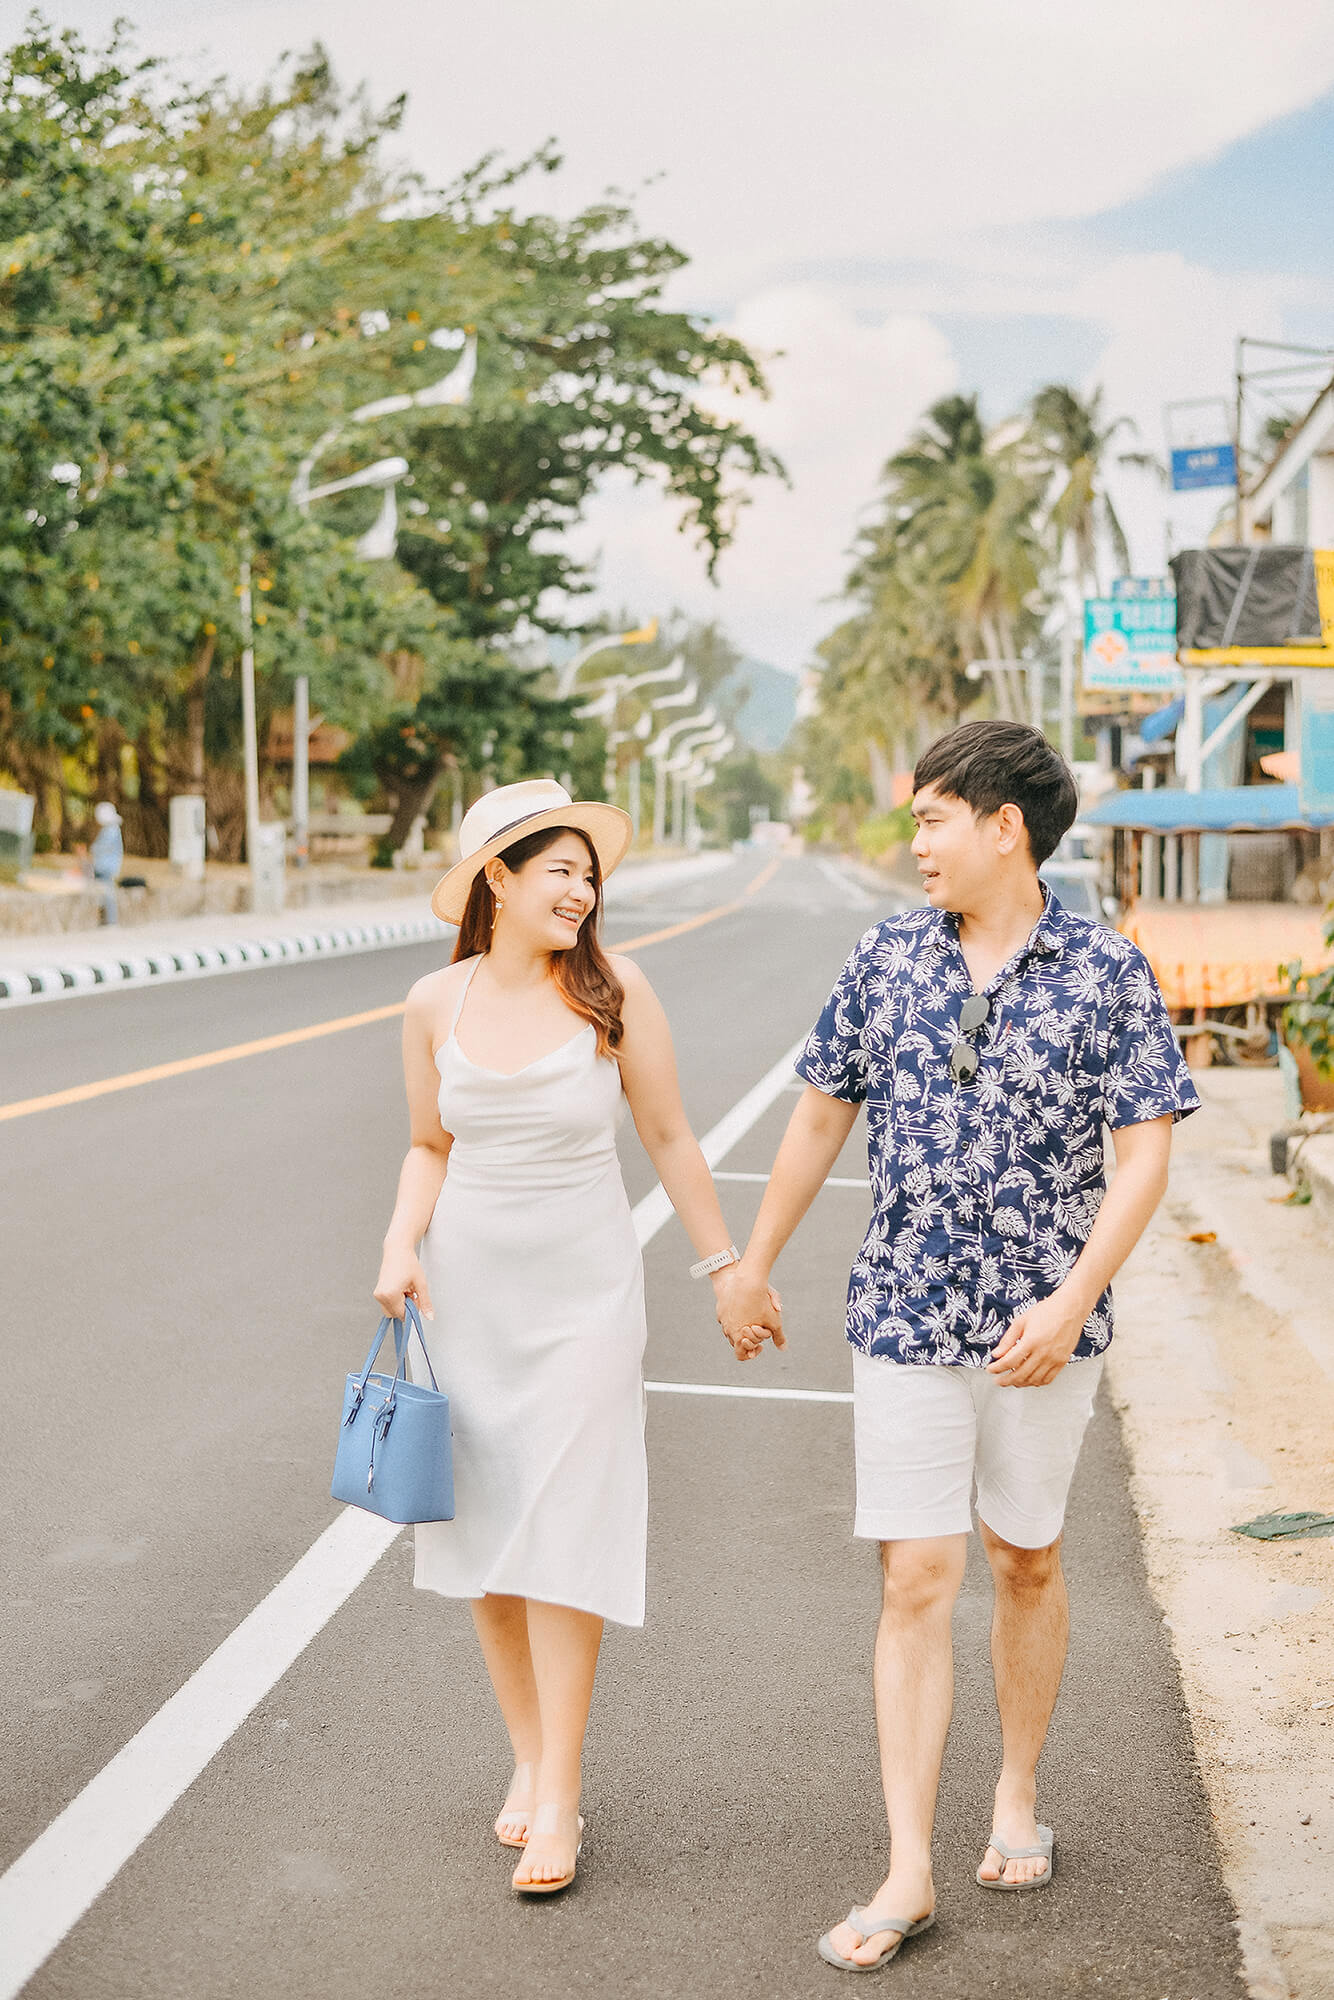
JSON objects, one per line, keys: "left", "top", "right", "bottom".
{"left": 0, "top": 1031, "right": 809, "bottom": 1999}
{"left": 647, "top": 1380, "right": 851, "bottom": 1404}
{"left": 0, "top": 1508, "right": 399, "bottom": 2000}
{"left": 712, "top": 1170, "right": 871, "bottom": 1190}
{"left": 815, "top": 856, "right": 876, "bottom": 910}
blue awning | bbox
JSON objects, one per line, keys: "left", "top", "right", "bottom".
{"left": 1138, "top": 698, "right": 1184, "bottom": 745}
{"left": 1082, "top": 782, "right": 1334, "bottom": 834}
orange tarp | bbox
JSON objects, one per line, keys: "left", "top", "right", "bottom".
{"left": 1121, "top": 902, "right": 1333, "bottom": 1011}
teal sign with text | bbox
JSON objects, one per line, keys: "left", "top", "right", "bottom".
{"left": 1083, "top": 593, "right": 1181, "bottom": 693}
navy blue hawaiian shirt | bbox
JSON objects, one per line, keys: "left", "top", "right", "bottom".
{"left": 795, "top": 891, "right": 1200, "bottom": 1366}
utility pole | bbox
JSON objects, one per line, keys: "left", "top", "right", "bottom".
{"left": 239, "top": 553, "right": 261, "bottom": 885}
{"left": 293, "top": 674, "right": 310, "bottom": 867}
{"left": 1234, "top": 335, "right": 1246, "bottom": 543}
{"left": 1059, "top": 552, "right": 1077, "bottom": 763}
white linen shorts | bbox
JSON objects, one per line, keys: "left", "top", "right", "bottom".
{"left": 852, "top": 1352, "right": 1104, "bottom": 1550}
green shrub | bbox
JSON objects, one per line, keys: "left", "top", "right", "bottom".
{"left": 1281, "top": 909, "right": 1334, "bottom": 1077}
{"left": 856, "top": 804, "right": 915, "bottom": 861}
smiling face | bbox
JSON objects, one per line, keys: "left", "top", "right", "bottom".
{"left": 487, "top": 830, "right": 598, "bottom": 952}
{"left": 911, "top": 782, "right": 1031, "bottom": 911}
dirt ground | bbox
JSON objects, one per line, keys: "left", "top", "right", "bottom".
{"left": 1110, "top": 1066, "right": 1334, "bottom": 2000}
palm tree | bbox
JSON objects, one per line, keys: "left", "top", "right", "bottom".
{"left": 1027, "top": 384, "right": 1137, "bottom": 757}
{"left": 876, "top": 394, "right": 1043, "bottom": 714}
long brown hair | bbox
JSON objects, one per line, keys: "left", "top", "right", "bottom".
{"left": 452, "top": 824, "right": 626, "bottom": 1057}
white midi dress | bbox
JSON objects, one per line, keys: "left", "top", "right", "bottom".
{"left": 411, "top": 958, "right": 649, "bottom": 1627}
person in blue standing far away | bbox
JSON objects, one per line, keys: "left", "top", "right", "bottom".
{"left": 715, "top": 720, "right": 1200, "bottom": 1972}
{"left": 89, "top": 801, "right": 123, "bottom": 925}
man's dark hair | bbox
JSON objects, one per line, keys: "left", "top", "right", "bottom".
{"left": 912, "top": 721, "right": 1078, "bottom": 867}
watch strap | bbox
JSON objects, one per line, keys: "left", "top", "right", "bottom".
{"left": 690, "top": 1243, "right": 741, "bottom": 1281}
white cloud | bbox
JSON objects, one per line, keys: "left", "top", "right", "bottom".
{"left": 569, "top": 291, "right": 956, "bottom": 670}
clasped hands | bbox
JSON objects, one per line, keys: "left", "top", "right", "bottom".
{"left": 713, "top": 1261, "right": 786, "bottom": 1363}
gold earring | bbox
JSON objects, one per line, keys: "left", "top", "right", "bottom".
{"left": 491, "top": 897, "right": 503, "bottom": 931}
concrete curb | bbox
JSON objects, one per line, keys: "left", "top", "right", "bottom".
{"left": 0, "top": 914, "right": 447, "bottom": 1008}
{"left": 0, "top": 852, "right": 736, "bottom": 1009}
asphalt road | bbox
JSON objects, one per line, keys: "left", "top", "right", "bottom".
{"left": 1, "top": 853, "right": 1244, "bottom": 1998}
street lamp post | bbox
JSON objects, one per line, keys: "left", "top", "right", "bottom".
{"left": 555, "top": 620, "right": 658, "bottom": 699}
{"left": 646, "top": 705, "right": 715, "bottom": 847}
{"left": 277, "top": 326, "right": 476, "bottom": 888}
{"left": 573, "top": 657, "right": 686, "bottom": 818}
{"left": 664, "top": 724, "right": 729, "bottom": 848}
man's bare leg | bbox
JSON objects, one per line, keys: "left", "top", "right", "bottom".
{"left": 977, "top": 1524, "right": 1067, "bottom": 1886}
{"left": 826, "top": 1534, "right": 967, "bottom": 1966}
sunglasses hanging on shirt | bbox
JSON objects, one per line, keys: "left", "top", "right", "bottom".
{"left": 949, "top": 994, "right": 991, "bottom": 1087}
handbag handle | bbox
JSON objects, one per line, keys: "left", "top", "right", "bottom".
{"left": 345, "top": 1298, "right": 439, "bottom": 1429}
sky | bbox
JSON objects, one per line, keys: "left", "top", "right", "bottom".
{"left": 37, "top": 0, "right": 1334, "bottom": 673}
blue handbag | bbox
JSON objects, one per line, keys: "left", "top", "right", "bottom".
{"left": 331, "top": 1299, "right": 454, "bottom": 1524}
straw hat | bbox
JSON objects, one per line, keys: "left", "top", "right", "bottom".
{"left": 430, "top": 779, "right": 632, "bottom": 926}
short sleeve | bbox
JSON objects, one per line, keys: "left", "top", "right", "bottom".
{"left": 794, "top": 943, "right": 870, "bottom": 1104}
{"left": 1100, "top": 947, "right": 1201, "bottom": 1130}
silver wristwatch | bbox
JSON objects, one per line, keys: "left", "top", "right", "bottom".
{"left": 690, "top": 1243, "right": 741, "bottom": 1281}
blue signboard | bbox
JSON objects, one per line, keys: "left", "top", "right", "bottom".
{"left": 1170, "top": 443, "right": 1237, "bottom": 492}
{"left": 1083, "top": 595, "right": 1181, "bottom": 693}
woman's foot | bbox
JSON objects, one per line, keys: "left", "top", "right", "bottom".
{"left": 511, "top": 1802, "right": 583, "bottom": 1894}
{"left": 494, "top": 1761, "right": 537, "bottom": 1848}
{"left": 978, "top": 1776, "right": 1049, "bottom": 1886}
{"left": 822, "top": 1865, "right": 934, "bottom": 1968}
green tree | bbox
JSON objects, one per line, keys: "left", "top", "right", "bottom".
{"left": 0, "top": 22, "right": 459, "bottom": 848}
{"left": 348, "top": 177, "right": 780, "bottom": 841}
{"left": 705, "top": 747, "right": 784, "bottom": 844}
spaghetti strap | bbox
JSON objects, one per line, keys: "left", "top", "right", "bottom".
{"left": 449, "top": 955, "right": 483, "bottom": 1036}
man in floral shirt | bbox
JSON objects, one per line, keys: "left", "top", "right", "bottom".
{"left": 718, "top": 721, "right": 1198, "bottom": 1973}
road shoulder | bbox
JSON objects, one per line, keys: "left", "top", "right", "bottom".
{"left": 1109, "top": 1069, "right": 1334, "bottom": 2000}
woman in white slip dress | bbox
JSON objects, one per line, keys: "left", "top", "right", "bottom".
{"left": 373, "top": 779, "right": 779, "bottom": 1897}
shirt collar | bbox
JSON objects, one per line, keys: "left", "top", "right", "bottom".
{"left": 1031, "top": 882, "right": 1072, "bottom": 958}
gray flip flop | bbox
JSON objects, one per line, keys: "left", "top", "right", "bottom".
{"left": 816, "top": 1907, "right": 936, "bottom": 1971}
{"left": 976, "top": 1824, "right": 1054, "bottom": 1891}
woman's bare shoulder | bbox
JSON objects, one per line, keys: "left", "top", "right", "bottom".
{"left": 405, "top": 956, "right": 476, "bottom": 1026}
{"left": 607, "top": 953, "right": 652, "bottom": 995}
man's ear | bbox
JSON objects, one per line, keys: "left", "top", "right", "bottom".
{"left": 994, "top": 803, "right": 1029, "bottom": 857}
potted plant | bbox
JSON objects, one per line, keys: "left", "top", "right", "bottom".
{"left": 1281, "top": 907, "right": 1334, "bottom": 1112}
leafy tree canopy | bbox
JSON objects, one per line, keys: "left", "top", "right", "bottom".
{"left": 0, "top": 16, "right": 780, "bottom": 853}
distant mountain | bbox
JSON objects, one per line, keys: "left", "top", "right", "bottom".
{"left": 718, "top": 658, "right": 798, "bottom": 752}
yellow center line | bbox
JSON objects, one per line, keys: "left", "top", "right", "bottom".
{"left": 0, "top": 855, "right": 785, "bottom": 1124}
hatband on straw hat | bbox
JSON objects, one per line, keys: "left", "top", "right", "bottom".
{"left": 430, "top": 779, "right": 632, "bottom": 926}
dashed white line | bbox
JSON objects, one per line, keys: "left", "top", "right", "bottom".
{"left": 815, "top": 857, "right": 877, "bottom": 910}
{"left": 647, "top": 1380, "right": 851, "bottom": 1404}
{"left": 712, "top": 1170, "right": 871, "bottom": 1189}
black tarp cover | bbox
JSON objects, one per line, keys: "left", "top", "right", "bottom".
{"left": 1169, "top": 545, "right": 1322, "bottom": 648}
